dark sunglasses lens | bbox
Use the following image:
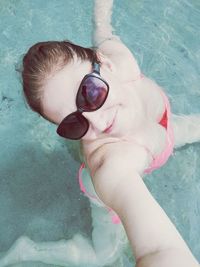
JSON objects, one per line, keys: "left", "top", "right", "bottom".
{"left": 56, "top": 113, "right": 89, "bottom": 140}
{"left": 77, "top": 76, "right": 108, "bottom": 111}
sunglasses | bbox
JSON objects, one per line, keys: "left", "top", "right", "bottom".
{"left": 56, "top": 61, "right": 109, "bottom": 140}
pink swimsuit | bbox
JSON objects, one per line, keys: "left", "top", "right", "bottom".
{"left": 77, "top": 74, "right": 174, "bottom": 224}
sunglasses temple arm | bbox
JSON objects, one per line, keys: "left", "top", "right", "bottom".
{"left": 92, "top": 62, "right": 100, "bottom": 74}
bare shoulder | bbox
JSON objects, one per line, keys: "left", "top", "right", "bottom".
{"left": 82, "top": 138, "right": 152, "bottom": 207}
{"left": 82, "top": 137, "right": 152, "bottom": 177}
{"left": 98, "top": 38, "right": 134, "bottom": 58}
{"left": 98, "top": 38, "right": 141, "bottom": 81}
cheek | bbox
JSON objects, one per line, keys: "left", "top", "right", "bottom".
{"left": 118, "top": 104, "right": 147, "bottom": 136}
{"left": 117, "top": 107, "right": 133, "bottom": 127}
{"left": 106, "top": 78, "right": 123, "bottom": 105}
{"left": 107, "top": 106, "right": 131, "bottom": 137}
{"left": 109, "top": 82, "right": 133, "bottom": 108}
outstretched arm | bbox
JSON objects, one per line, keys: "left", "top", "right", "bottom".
{"left": 92, "top": 0, "right": 141, "bottom": 79}
{"left": 172, "top": 113, "right": 200, "bottom": 149}
{"left": 92, "top": 0, "right": 120, "bottom": 47}
{"left": 84, "top": 140, "right": 199, "bottom": 267}
{"left": 92, "top": 0, "right": 131, "bottom": 54}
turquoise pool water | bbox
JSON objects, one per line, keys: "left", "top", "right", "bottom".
{"left": 0, "top": 0, "right": 199, "bottom": 266}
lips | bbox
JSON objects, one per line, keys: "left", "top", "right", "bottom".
{"left": 103, "top": 122, "right": 114, "bottom": 133}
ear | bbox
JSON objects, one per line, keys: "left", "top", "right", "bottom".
{"left": 97, "top": 51, "right": 116, "bottom": 73}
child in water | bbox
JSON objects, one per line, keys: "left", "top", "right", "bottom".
{"left": 0, "top": 0, "right": 199, "bottom": 266}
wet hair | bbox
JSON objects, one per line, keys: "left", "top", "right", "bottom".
{"left": 18, "top": 40, "right": 100, "bottom": 124}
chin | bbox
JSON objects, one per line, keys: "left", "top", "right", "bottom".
{"left": 107, "top": 127, "right": 128, "bottom": 139}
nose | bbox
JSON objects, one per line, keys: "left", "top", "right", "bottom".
{"left": 82, "top": 109, "right": 107, "bottom": 133}
{"left": 82, "top": 85, "right": 117, "bottom": 133}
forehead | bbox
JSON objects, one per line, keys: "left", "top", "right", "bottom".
{"left": 42, "top": 59, "right": 92, "bottom": 124}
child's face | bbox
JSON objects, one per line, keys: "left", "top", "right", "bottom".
{"left": 42, "top": 54, "right": 138, "bottom": 141}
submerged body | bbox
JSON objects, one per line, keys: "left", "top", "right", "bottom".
{"left": 0, "top": 0, "right": 199, "bottom": 267}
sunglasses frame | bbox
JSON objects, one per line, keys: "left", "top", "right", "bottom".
{"left": 56, "top": 61, "right": 110, "bottom": 140}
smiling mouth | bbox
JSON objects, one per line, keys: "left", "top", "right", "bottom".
{"left": 103, "top": 123, "right": 113, "bottom": 134}
{"left": 103, "top": 109, "right": 118, "bottom": 134}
